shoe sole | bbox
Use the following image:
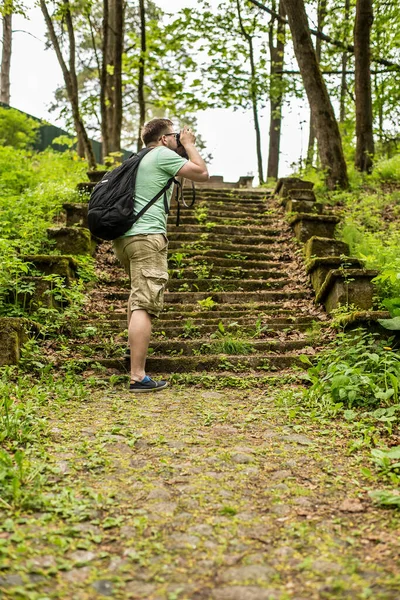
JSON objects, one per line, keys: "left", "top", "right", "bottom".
{"left": 129, "top": 382, "right": 169, "bottom": 393}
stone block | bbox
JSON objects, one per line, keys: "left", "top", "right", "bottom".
{"left": 47, "top": 227, "right": 94, "bottom": 255}
{"left": 77, "top": 182, "right": 96, "bottom": 195}
{"left": 284, "top": 199, "right": 324, "bottom": 214}
{"left": 289, "top": 214, "right": 340, "bottom": 243}
{"left": 14, "top": 277, "right": 67, "bottom": 311}
{"left": 306, "top": 256, "right": 363, "bottom": 293}
{"left": 315, "top": 269, "right": 379, "bottom": 313}
{"left": 63, "top": 203, "right": 89, "bottom": 228}
{"left": 275, "top": 178, "right": 314, "bottom": 198}
{"left": 87, "top": 170, "right": 108, "bottom": 183}
{"left": 304, "top": 236, "right": 350, "bottom": 260}
{"left": 286, "top": 189, "right": 316, "bottom": 202}
{"left": 0, "top": 318, "right": 37, "bottom": 366}
{"left": 238, "top": 175, "right": 254, "bottom": 188}
{"left": 21, "top": 255, "right": 78, "bottom": 282}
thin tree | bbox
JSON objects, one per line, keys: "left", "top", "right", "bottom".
{"left": 136, "top": 0, "right": 146, "bottom": 151}
{"left": 40, "top": 0, "right": 96, "bottom": 168}
{"left": 267, "top": 0, "right": 285, "bottom": 180}
{"left": 340, "top": 0, "right": 351, "bottom": 123}
{"left": 236, "top": 0, "right": 264, "bottom": 184}
{"left": 354, "top": 0, "right": 374, "bottom": 172}
{"left": 0, "top": 12, "right": 12, "bottom": 104}
{"left": 306, "top": 0, "right": 326, "bottom": 166}
{"left": 282, "top": 0, "right": 348, "bottom": 189}
{"left": 101, "top": 0, "right": 124, "bottom": 158}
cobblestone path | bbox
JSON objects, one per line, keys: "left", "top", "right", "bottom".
{"left": 2, "top": 387, "right": 400, "bottom": 599}
{"left": 1, "top": 188, "right": 399, "bottom": 600}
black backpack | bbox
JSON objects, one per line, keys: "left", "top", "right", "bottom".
{"left": 87, "top": 148, "right": 179, "bottom": 241}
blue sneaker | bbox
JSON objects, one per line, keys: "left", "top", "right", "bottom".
{"left": 129, "top": 375, "right": 168, "bottom": 393}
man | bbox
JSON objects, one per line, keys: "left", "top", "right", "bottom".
{"left": 113, "top": 118, "right": 209, "bottom": 392}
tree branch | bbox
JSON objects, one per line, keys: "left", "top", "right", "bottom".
{"left": 248, "top": 0, "right": 400, "bottom": 70}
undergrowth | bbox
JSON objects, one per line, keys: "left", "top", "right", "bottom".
{"left": 278, "top": 329, "right": 400, "bottom": 509}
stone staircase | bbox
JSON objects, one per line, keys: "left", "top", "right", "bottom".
{"left": 52, "top": 186, "right": 330, "bottom": 384}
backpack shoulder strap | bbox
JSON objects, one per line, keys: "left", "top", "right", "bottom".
{"left": 131, "top": 177, "right": 177, "bottom": 225}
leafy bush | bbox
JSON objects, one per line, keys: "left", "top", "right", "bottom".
{"left": 0, "top": 106, "right": 39, "bottom": 149}
{"left": 371, "top": 154, "right": 400, "bottom": 182}
{"left": 302, "top": 330, "right": 400, "bottom": 410}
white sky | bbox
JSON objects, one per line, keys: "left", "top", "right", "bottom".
{"left": 9, "top": 0, "right": 310, "bottom": 182}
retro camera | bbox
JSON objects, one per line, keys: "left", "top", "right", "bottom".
{"left": 175, "top": 133, "right": 189, "bottom": 159}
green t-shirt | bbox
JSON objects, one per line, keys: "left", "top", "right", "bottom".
{"left": 121, "top": 146, "right": 187, "bottom": 237}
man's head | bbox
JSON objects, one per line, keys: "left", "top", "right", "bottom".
{"left": 141, "top": 118, "right": 178, "bottom": 150}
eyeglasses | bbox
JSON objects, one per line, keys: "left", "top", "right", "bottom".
{"left": 163, "top": 133, "right": 179, "bottom": 138}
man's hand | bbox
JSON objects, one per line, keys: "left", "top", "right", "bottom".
{"left": 176, "top": 126, "right": 209, "bottom": 182}
{"left": 179, "top": 127, "right": 196, "bottom": 147}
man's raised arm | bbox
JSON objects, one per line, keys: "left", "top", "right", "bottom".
{"left": 176, "top": 127, "right": 209, "bottom": 182}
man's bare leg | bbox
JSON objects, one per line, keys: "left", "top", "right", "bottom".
{"left": 129, "top": 309, "right": 152, "bottom": 382}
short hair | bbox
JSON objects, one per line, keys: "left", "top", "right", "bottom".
{"left": 141, "top": 118, "right": 173, "bottom": 146}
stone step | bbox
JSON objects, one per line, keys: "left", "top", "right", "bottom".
{"left": 99, "top": 268, "right": 288, "bottom": 286}
{"left": 80, "top": 338, "right": 314, "bottom": 358}
{"left": 169, "top": 267, "right": 287, "bottom": 279}
{"left": 168, "top": 255, "right": 286, "bottom": 269}
{"left": 166, "top": 278, "right": 291, "bottom": 292}
{"left": 101, "top": 289, "right": 308, "bottom": 303}
{"left": 167, "top": 232, "right": 281, "bottom": 245}
{"left": 192, "top": 189, "right": 272, "bottom": 204}
{"left": 98, "top": 303, "right": 301, "bottom": 320}
{"left": 67, "top": 351, "right": 314, "bottom": 374}
{"left": 167, "top": 241, "right": 286, "bottom": 254}
{"left": 167, "top": 215, "right": 278, "bottom": 225}
{"left": 166, "top": 224, "right": 280, "bottom": 236}
{"left": 96, "top": 277, "right": 291, "bottom": 292}
{"left": 171, "top": 203, "right": 273, "bottom": 215}
{"left": 86, "top": 319, "right": 318, "bottom": 336}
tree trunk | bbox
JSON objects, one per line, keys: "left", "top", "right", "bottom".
{"left": 354, "top": 0, "right": 374, "bottom": 172}
{"left": 267, "top": 0, "right": 285, "bottom": 180}
{"left": 0, "top": 13, "right": 12, "bottom": 105}
{"left": 40, "top": 0, "right": 96, "bottom": 169}
{"left": 282, "top": 0, "right": 348, "bottom": 189}
{"left": 236, "top": 0, "right": 263, "bottom": 184}
{"left": 249, "top": 36, "right": 264, "bottom": 184}
{"left": 306, "top": 0, "right": 326, "bottom": 166}
{"left": 137, "top": 0, "right": 146, "bottom": 152}
{"left": 339, "top": 0, "right": 350, "bottom": 123}
{"left": 103, "top": 0, "right": 124, "bottom": 156}
{"left": 100, "top": 0, "right": 110, "bottom": 159}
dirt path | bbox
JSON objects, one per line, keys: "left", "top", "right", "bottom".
{"left": 1, "top": 385, "right": 399, "bottom": 600}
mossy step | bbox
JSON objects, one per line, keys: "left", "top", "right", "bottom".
{"left": 103, "top": 289, "right": 308, "bottom": 303}
{"left": 169, "top": 267, "right": 287, "bottom": 279}
{"left": 82, "top": 339, "right": 315, "bottom": 358}
{"left": 169, "top": 255, "right": 286, "bottom": 269}
{"left": 167, "top": 278, "right": 290, "bottom": 292}
{"left": 172, "top": 204, "right": 277, "bottom": 215}
{"left": 167, "top": 224, "right": 281, "bottom": 236}
{"left": 167, "top": 241, "right": 285, "bottom": 253}
{"left": 167, "top": 233, "right": 281, "bottom": 245}
{"left": 99, "top": 269, "right": 288, "bottom": 286}
{"left": 68, "top": 351, "right": 314, "bottom": 373}
{"left": 165, "top": 370, "right": 302, "bottom": 387}
{"left": 167, "top": 215, "right": 278, "bottom": 225}
{"left": 99, "top": 304, "right": 297, "bottom": 319}
{"left": 88, "top": 320, "right": 319, "bottom": 336}
{"left": 167, "top": 246, "right": 287, "bottom": 261}
{"left": 194, "top": 191, "right": 269, "bottom": 199}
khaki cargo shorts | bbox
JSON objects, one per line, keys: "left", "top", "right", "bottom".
{"left": 113, "top": 234, "right": 169, "bottom": 318}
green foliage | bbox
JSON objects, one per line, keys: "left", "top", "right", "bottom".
{"left": 371, "top": 155, "right": 400, "bottom": 182}
{"left": 0, "top": 107, "right": 39, "bottom": 149}
{"left": 302, "top": 330, "right": 400, "bottom": 410}
{"left": 197, "top": 296, "right": 217, "bottom": 310}
{"left": 0, "top": 147, "right": 90, "bottom": 325}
